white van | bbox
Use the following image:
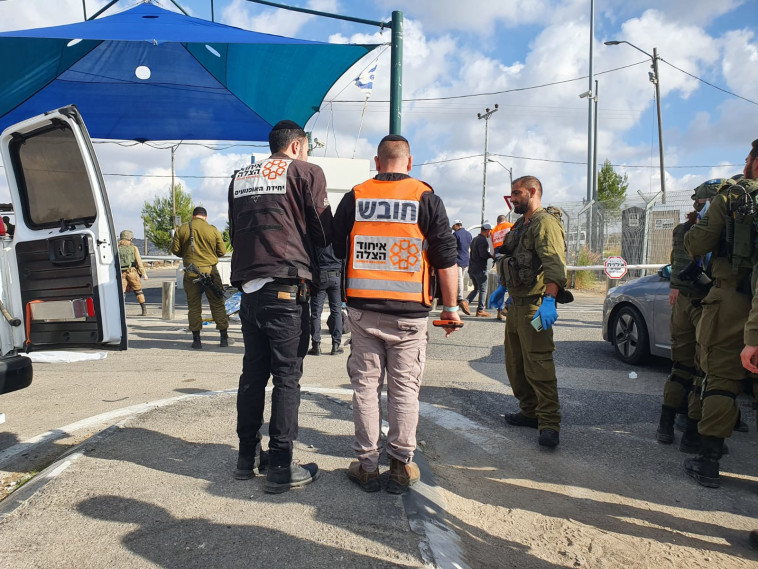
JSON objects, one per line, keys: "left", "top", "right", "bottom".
{"left": 0, "top": 106, "right": 127, "bottom": 396}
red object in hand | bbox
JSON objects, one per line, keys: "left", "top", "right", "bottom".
{"left": 433, "top": 320, "right": 464, "bottom": 328}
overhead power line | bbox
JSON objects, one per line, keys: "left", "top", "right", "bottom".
{"left": 417, "top": 153, "right": 741, "bottom": 170}
{"left": 659, "top": 58, "right": 758, "bottom": 106}
{"left": 327, "top": 61, "right": 650, "bottom": 104}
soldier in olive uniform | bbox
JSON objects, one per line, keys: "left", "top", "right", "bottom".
{"left": 170, "top": 206, "right": 229, "bottom": 349}
{"left": 656, "top": 181, "right": 720, "bottom": 450}
{"left": 499, "top": 175, "right": 567, "bottom": 448}
{"left": 739, "top": 148, "right": 758, "bottom": 548}
{"left": 118, "top": 230, "right": 148, "bottom": 316}
{"left": 682, "top": 140, "right": 758, "bottom": 488}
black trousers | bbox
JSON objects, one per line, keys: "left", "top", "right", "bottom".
{"left": 236, "top": 285, "right": 310, "bottom": 466}
{"left": 310, "top": 272, "right": 342, "bottom": 345}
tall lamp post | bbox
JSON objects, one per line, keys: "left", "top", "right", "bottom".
{"left": 487, "top": 158, "right": 512, "bottom": 187}
{"left": 605, "top": 40, "right": 666, "bottom": 204}
{"left": 477, "top": 105, "right": 499, "bottom": 226}
{"left": 580, "top": 82, "right": 599, "bottom": 249}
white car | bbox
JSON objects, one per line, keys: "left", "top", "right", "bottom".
{"left": 0, "top": 106, "right": 126, "bottom": 396}
{"left": 602, "top": 266, "right": 672, "bottom": 364}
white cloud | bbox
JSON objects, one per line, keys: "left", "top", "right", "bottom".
{"left": 720, "top": 28, "right": 758, "bottom": 98}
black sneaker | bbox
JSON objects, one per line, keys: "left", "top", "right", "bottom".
{"left": 504, "top": 412, "right": 539, "bottom": 429}
{"left": 234, "top": 450, "right": 269, "bottom": 480}
{"left": 538, "top": 428, "right": 560, "bottom": 448}
{"left": 264, "top": 461, "right": 320, "bottom": 494}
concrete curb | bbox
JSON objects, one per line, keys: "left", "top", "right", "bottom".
{"left": 0, "top": 386, "right": 469, "bottom": 569}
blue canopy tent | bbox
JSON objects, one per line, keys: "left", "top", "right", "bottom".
{"left": 0, "top": 3, "right": 378, "bottom": 141}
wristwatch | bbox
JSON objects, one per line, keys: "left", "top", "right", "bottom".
{"left": 543, "top": 293, "right": 555, "bottom": 299}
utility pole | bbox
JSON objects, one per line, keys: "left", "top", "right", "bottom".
{"left": 604, "top": 40, "right": 666, "bottom": 204}
{"left": 171, "top": 145, "right": 176, "bottom": 227}
{"left": 477, "top": 105, "right": 498, "bottom": 226}
{"left": 586, "top": 0, "right": 595, "bottom": 250}
{"left": 652, "top": 47, "right": 666, "bottom": 204}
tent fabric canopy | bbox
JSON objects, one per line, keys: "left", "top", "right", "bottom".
{"left": 0, "top": 3, "right": 378, "bottom": 141}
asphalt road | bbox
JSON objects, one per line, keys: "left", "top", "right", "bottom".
{"left": 1, "top": 269, "right": 757, "bottom": 568}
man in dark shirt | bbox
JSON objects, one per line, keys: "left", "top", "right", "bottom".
{"left": 452, "top": 220, "right": 473, "bottom": 314}
{"left": 308, "top": 244, "right": 344, "bottom": 356}
{"left": 228, "top": 120, "right": 333, "bottom": 493}
{"left": 332, "top": 134, "right": 460, "bottom": 494}
{"left": 462, "top": 224, "right": 493, "bottom": 317}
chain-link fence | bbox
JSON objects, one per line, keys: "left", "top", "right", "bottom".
{"left": 548, "top": 189, "right": 696, "bottom": 286}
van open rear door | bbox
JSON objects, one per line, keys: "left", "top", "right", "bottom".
{"left": 0, "top": 105, "right": 126, "bottom": 353}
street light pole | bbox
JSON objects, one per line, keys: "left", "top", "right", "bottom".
{"left": 604, "top": 40, "right": 666, "bottom": 204}
{"left": 487, "top": 158, "right": 512, "bottom": 187}
{"left": 487, "top": 158, "right": 513, "bottom": 221}
{"left": 477, "top": 105, "right": 499, "bottom": 226}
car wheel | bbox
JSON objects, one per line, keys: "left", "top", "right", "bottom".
{"left": 611, "top": 305, "right": 649, "bottom": 365}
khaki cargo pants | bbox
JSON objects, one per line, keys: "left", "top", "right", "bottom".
{"left": 504, "top": 299, "right": 561, "bottom": 431}
{"left": 346, "top": 307, "right": 427, "bottom": 471}
{"left": 121, "top": 267, "right": 145, "bottom": 304}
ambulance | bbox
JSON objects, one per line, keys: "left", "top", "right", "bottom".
{"left": 0, "top": 105, "right": 127, "bottom": 397}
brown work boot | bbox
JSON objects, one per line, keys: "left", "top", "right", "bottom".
{"left": 458, "top": 299, "right": 471, "bottom": 316}
{"left": 386, "top": 456, "right": 420, "bottom": 494}
{"left": 140, "top": 303, "right": 148, "bottom": 316}
{"left": 496, "top": 309, "right": 504, "bottom": 321}
{"left": 347, "top": 461, "right": 381, "bottom": 492}
{"left": 476, "top": 310, "right": 492, "bottom": 317}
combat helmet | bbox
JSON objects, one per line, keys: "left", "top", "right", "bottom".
{"left": 120, "top": 230, "right": 134, "bottom": 241}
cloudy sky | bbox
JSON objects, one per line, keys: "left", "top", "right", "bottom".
{"left": 0, "top": 0, "right": 756, "bottom": 238}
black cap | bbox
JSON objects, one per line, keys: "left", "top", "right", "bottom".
{"left": 271, "top": 120, "right": 302, "bottom": 131}
{"left": 379, "top": 134, "right": 409, "bottom": 144}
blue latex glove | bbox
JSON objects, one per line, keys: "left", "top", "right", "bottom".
{"left": 488, "top": 285, "right": 506, "bottom": 309}
{"left": 534, "top": 296, "right": 557, "bottom": 329}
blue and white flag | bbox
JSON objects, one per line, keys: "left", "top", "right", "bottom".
{"left": 354, "top": 63, "right": 377, "bottom": 97}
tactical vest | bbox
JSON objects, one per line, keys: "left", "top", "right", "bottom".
{"left": 498, "top": 207, "right": 563, "bottom": 290}
{"left": 118, "top": 242, "right": 136, "bottom": 270}
{"left": 345, "top": 178, "right": 432, "bottom": 305}
{"left": 669, "top": 223, "right": 699, "bottom": 294}
{"left": 491, "top": 221, "right": 513, "bottom": 251}
{"left": 720, "top": 178, "right": 758, "bottom": 275}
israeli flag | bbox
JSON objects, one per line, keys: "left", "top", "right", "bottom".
{"left": 354, "top": 63, "right": 377, "bottom": 96}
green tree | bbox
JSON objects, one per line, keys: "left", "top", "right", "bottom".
{"left": 141, "top": 184, "right": 195, "bottom": 251}
{"left": 222, "top": 220, "right": 233, "bottom": 253}
{"left": 597, "top": 159, "right": 629, "bottom": 213}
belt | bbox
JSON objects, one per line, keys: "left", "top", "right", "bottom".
{"left": 264, "top": 280, "right": 298, "bottom": 293}
{"left": 510, "top": 294, "right": 542, "bottom": 306}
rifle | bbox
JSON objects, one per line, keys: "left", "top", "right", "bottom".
{"left": 184, "top": 263, "right": 224, "bottom": 298}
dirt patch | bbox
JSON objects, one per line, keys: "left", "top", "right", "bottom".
{"left": 421, "top": 420, "right": 758, "bottom": 569}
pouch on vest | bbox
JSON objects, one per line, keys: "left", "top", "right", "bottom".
{"left": 118, "top": 244, "right": 135, "bottom": 269}
{"left": 725, "top": 179, "right": 758, "bottom": 274}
